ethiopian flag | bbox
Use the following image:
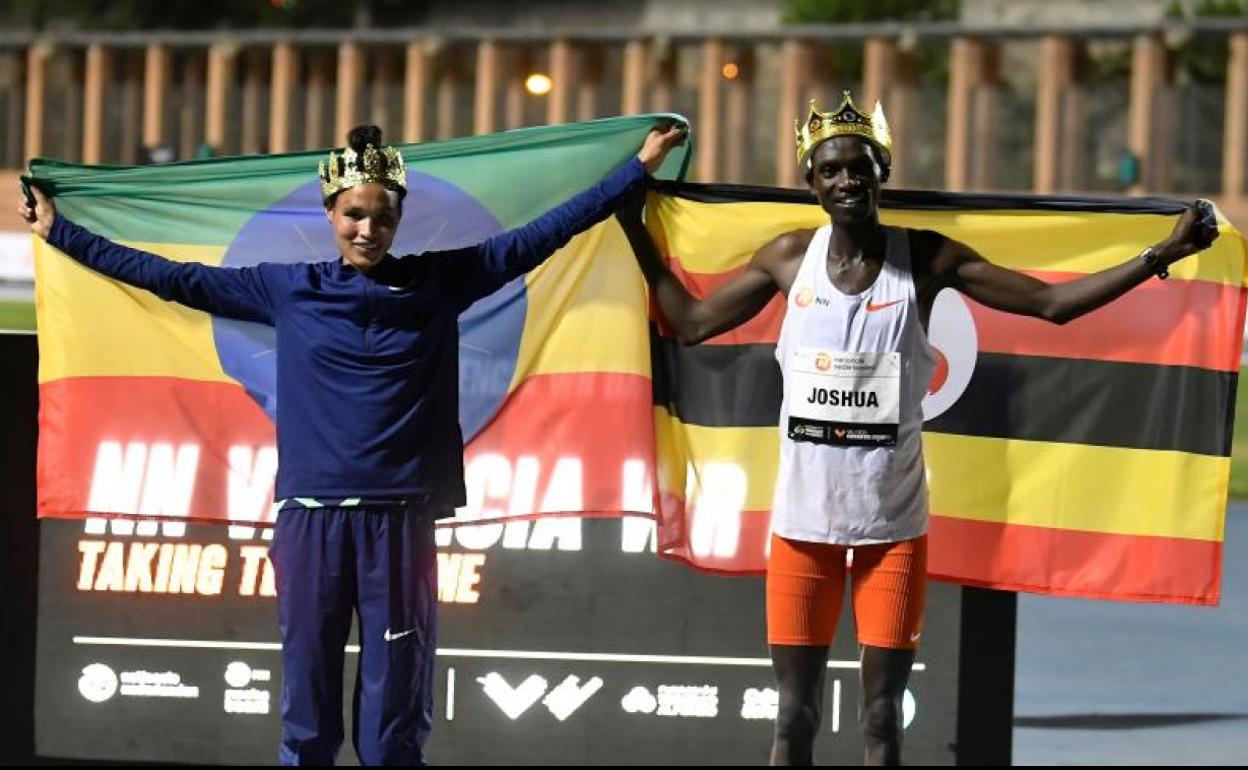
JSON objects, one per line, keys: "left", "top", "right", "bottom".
{"left": 30, "top": 117, "right": 1244, "bottom": 604}
{"left": 32, "top": 116, "right": 689, "bottom": 535}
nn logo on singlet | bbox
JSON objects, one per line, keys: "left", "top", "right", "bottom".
{"left": 793, "top": 286, "right": 829, "bottom": 309}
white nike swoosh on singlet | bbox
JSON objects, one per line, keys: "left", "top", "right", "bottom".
{"left": 384, "top": 627, "right": 417, "bottom": 642}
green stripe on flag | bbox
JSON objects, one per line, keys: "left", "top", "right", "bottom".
{"left": 28, "top": 115, "right": 690, "bottom": 245}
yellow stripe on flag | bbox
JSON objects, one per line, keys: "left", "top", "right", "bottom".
{"left": 926, "top": 432, "right": 1227, "bottom": 542}
{"left": 514, "top": 221, "right": 650, "bottom": 385}
{"left": 650, "top": 196, "right": 819, "bottom": 274}
{"left": 35, "top": 239, "right": 234, "bottom": 383}
{"left": 654, "top": 406, "right": 779, "bottom": 512}
{"left": 653, "top": 195, "right": 1247, "bottom": 287}
{"left": 653, "top": 408, "right": 1227, "bottom": 542}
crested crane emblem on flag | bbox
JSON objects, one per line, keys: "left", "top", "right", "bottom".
{"left": 922, "top": 291, "right": 978, "bottom": 420}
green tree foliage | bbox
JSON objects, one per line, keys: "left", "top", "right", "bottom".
{"left": 1167, "top": 0, "right": 1246, "bottom": 84}
{"left": 781, "top": 0, "right": 958, "bottom": 84}
{"left": 782, "top": 0, "right": 959, "bottom": 24}
{"left": 8, "top": 0, "right": 428, "bottom": 29}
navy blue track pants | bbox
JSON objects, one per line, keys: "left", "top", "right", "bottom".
{"left": 269, "top": 507, "right": 438, "bottom": 766}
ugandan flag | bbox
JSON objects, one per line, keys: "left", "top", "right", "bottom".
{"left": 646, "top": 182, "right": 1246, "bottom": 605}
{"left": 31, "top": 116, "right": 689, "bottom": 532}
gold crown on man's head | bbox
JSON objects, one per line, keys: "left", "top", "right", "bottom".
{"left": 318, "top": 143, "right": 407, "bottom": 200}
{"left": 794, "top": 91, "right": 893, "bottom": 168}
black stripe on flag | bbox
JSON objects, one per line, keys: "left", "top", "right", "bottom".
{"left": 651, "top": 333, "right": 1234, "bottom": 457}
{"left": 651, "top": 180, "right": 1199, "bottom": 215}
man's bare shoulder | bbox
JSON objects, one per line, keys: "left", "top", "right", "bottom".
{"left": 756, "top": 228, "right": 818, "bottom": 266}
{"left": 903, "top": 227, "right": 947, "bottom": 260}
{"left": 903, "top": 227, "right": 966, "bottom": 276}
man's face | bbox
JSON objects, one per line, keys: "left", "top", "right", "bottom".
{"left": 806, "top": 136, "right": 883, "bottom": 226}
{"left": 325, "top": 182, "right": 402, "bottom": 272}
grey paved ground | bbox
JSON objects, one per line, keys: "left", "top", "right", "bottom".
{"left": 1013, "top": 504, "right": 1248, "bottom": 764}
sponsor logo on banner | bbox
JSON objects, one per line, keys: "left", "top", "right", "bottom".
{"left": 622, "top": 685, "right": 718, "bottom": 718}
{"left": 621, "top": 686, "right": 658, "bottom": 714}
{"left": 78, "top": 663, "right": 119, "bottom": 703}
{"left": 476, "top": 672, "right": 604, "bottom": 720}
{"left": 542, "top": 675, "right": 603, "bottom": 721}
{"left": 224, "top": 689, "right": 270, "bottom": 715}
{"left": 78, "top": 669, "right": 200, "bottom": 699}
{"left": 223, "top": 661, "right": 270, "bottom": 688}
{"left": 223, "top": 661, "right": 272, "bottom": 715}
{"left": 657, "top": 685, "right": 718, "bottom": 717}
{"left": 478, "top": 673, "right": 548, "bottom": 719}
{"left": 741, "top": 687, "right": 778, "bottom": 720}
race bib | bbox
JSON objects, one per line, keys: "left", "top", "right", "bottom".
{"left": 786, "top": 348, "right": 900, "bottom": 447}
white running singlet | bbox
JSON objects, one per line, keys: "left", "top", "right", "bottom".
{"left": 771, "top": 224, "right": 937, "bottom": 546}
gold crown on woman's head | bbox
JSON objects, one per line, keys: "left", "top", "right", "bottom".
{"left": 794, "top": 91, "right": 893, "bottom": 168}
{"left": 318, "top": 143, "right": 407, "bottom": 200}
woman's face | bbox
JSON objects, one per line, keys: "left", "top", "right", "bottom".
{"left": 325, "top": 182, "right": 402, "bottom": 272}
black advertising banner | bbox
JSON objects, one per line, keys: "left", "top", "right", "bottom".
{"left": 36, "top": 516, "right": 960, "bottom": 765}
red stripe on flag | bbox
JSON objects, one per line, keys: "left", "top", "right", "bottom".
{"left": 650, "top": 502, "right": 1222, "bottom": 603}
{"left": 654, "top": 493, "right": 773, "bottom": 574}
{"left": 37, "top": 377, "right": 274, "bottom": 520}
{"left": 37, "top": 371, "right": 657, "bottom": 523}
{"left": 463, "top": 372, "right": 656, "bottom": 516}
{"left": 662, "top": 261, "right": 1245, "bottom": 370}
{"left": 928, "top": 515, "right": 1222, "bottom": 605}
{"left": 969, "top": 272, "right": 1246, "bottom": 372}
{"left": 657, "top": 261, "right": 785, "bottom": 346}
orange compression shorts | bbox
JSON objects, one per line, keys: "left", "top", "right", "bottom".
{"left": 766, "top": 533, "right": 928, "bottom": 650}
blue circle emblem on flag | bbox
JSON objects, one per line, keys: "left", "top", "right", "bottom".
{"left": 213, "top": 172, "right": 526, "bottom": 441}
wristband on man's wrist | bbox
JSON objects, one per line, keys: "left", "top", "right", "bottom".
{"left": 1139, "top": 246, "right": 1169, "bottom": 280}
